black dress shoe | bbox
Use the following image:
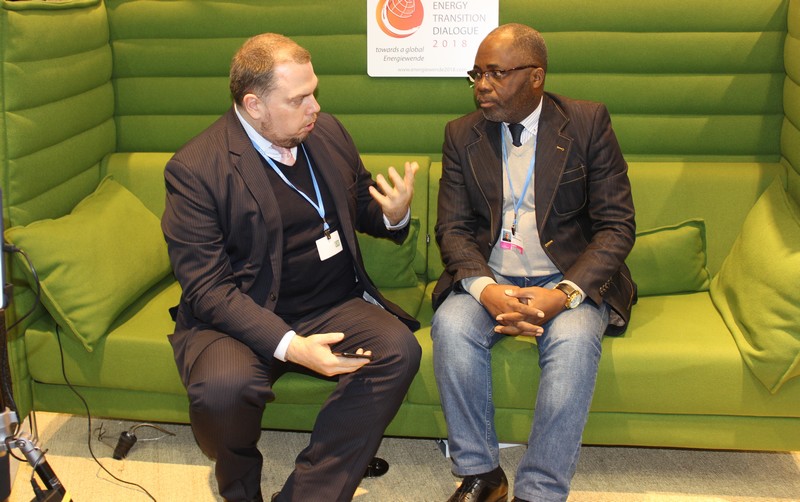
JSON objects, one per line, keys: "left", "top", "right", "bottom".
{"left": 447, "top": 468, "right": 508, "bottom": 502}
{"left": 364, "top": 457, "right": 390, "bottom": 478}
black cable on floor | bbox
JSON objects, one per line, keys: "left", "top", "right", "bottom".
{"left": 55, "top": 326, "right": 157, "bottom": 501}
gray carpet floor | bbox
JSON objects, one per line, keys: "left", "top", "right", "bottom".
{"left": 8, "top": 413, "right": 800, "bottom": 501}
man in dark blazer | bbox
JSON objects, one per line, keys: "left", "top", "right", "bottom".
{"left": 432, "top": 24, "right": 636, "bottom": 502}
{"left": 162, "top": 33, "right": 421, "bottom": 502}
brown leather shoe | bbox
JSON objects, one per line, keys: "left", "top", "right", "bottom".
{"left": 447, "top": 468, "right": 508, "bottom": 502}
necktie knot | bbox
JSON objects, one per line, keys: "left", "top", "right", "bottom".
{"left": 274, "top": 145, "right": 296, "bottom": 166}
{"left": 508, "top": 123, "right": 525, "bottom": 147}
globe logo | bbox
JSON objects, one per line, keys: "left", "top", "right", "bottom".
{"left": 376, "top": 0, "right": 424, "bottom": 38}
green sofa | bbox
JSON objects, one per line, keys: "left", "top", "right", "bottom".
{"left": 2, "top": 0, "right": 799, "bottom": 453}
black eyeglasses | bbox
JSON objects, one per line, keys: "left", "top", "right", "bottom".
{"left": 466, "top": 65, "right": 539, "bottom": 86}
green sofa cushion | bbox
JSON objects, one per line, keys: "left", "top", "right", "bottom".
{"left": 4, "top": 177, "right": 172, "bottom": 352}
{"left": 710, "top": 177, "right": 800, "bottom": 394}
{"left": 627, "top": 219, "right": 711, "bottom": 296}
{"left": 407, "top": 293, "right": 800, "bottom": 418}
{"left": 357, "top": 218, "right": 419, "bottom": 288}
{"left": 25, "top": 276, "right": 184, "bottom": 394}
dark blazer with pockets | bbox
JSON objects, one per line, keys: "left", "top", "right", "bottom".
{"left": 434, "top": 92, "right": 637, "bottom": 334}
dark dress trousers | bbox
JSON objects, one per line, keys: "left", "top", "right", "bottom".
{"left": 162, "top": 108, "right": 421, "bottom": 502}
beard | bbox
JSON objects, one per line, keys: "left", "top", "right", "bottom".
{"left": 257, "top": 114, "right": 316, "bottom": 149}
{"left": 476, "top": 91, "right": 540, "bottom": 124}
{"left": 480, "top": 107, "right": 506, "bottom": 123}
{"left": 259, "top": 125, "right": 309, "bottom": 149}
{"left": 277, "top": 134, "right": 306, "bottom": 148}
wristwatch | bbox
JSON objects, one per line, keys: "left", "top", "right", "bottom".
{"left": 555, "top": 282, "right": 582, "bottom": 309}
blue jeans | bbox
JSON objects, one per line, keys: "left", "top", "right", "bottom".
{"left": 431, "top": 274, "right": 609, "bottom": 502}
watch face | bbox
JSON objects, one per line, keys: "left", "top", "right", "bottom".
{"left": 556, "top": 283, "right": 580, "bottom": 309}
{"left": 567, "top": 292, "right": 581, "bottom": 309}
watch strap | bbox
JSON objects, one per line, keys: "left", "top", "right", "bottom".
{"left": 555, "top": 282, "right": 582, "bottom": 309}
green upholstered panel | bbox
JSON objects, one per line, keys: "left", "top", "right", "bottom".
{"left": 610, "top": 115, "right": 781, "bottom": 159}
{"left": 106, "top": 0, "right": 787, "bottom": 161}
{"left": 103, "top": 151, "right": 433, "bottom": 283}
{"left": 789, "top": 165, "right": 800, "bottom": 205}
{"left": 547, "top": 74, "right": 784, "bottom": 116}
{"left": 427, "top": 162, "right": 444, "bottom": 283}
{"left": 25, "top": 276, "right": 183, "bottom": 395}
{"left": 580, "top": 413, "right": 800, "bottom": 451}
{"left": 106, "top": 0, "right": 365, "bottom": 40}
{"left": 381, "top": 284, "right": 426, "bottom": 321}
{"left": 114, "top": 77, "right": 231, "bottom": 115}
{"left": 1, "top": 0, "right": 115, "bottom": 227}
{"left": 501, "top": 0, "right": 788, "bottom": 32}
{"left": 411, "top": 294, "right": 800, "bottom": 419}
{"left": 115, "top": 115, "right": 219, "bottom": 153}
{"left": 7, "top": 85, "right": 114, "bottom": 162}
{"left": 101, "top": 152, "right": 173, "bottom": 217}
{"left": 784, "top": 0, "right": 800, "bottom": 178}
{"left": 111, "top": 36, "right": 366, "bottom": 77}
{"left": 1, "top": 0, "right": 116, "bottom": 417}
{"left": 405, "top": 326, "right": 437, "bottom": 404}
{"left": 359, "top": 155, "right": 431, "bottom": 278}
{"left": 627, "top": 162, "right": 784, "bottom": 275}
{"left": 425, "top": 162, "right": 785, "bottom": 282}
{"left": 543, "top": 32, "right": 784, "bottom": 74}
{"left": 24, "top": 283, "right": 425, "bottom": 401}
{"left": 594, "top": 294, "right": 800, "bottom": 417}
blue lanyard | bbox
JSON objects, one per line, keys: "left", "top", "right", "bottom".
{"left": 254, "top": 143, "right": 331, "bottom": 237}
{"left": 501, "top": 135, "right": 536, "bottom": 235}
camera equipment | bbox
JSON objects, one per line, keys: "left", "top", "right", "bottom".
{"left": 1, "top": 188, "right": 70, "bottom": 500}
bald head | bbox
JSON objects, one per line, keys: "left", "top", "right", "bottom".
{"left": 484, "top": 23, "right": 548, "bottom": 72}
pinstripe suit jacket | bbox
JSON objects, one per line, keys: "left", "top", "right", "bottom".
{"left": 433, "top": 92, "right": 637, "bottom": 334}
{"left": 162, "top": 108, "right": 419, "bottom": 383}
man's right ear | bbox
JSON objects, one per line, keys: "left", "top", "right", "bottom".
{"left": 241, "top": 93, "right": 262, "bottom": 120}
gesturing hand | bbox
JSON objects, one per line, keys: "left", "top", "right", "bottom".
{"left": 369, "top": 161, "right": 419, "bottom": 225}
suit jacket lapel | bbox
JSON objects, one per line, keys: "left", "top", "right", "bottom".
{"left": 467, "top": 118, "right": 504, "bottom": 231}
{"left": 225, "top": 108, "right": 284, "bottom": 274}
{"left": 535, "top": 94, "right": 572, "bottom": 229}
{"left": 302, "top": 131, "right": 360, "bottom": 254}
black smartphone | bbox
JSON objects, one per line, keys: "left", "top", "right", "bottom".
{"left": 335, "top": 352, "right": 374, "bottom": 360}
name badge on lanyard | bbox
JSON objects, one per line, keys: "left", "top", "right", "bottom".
{"left": 316, "top": 230, "right": 343, "bottom": 261}
{"left": 500, "top": 228, "right": 524, "bottom": 254}
{"left": 501, "top": 133, "right": 535, "bottom": 256}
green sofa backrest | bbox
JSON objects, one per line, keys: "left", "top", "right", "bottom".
{"left": 3, "top": 0, "right": 796, "bottom": 215}
{"left": 785, "top": 0, "right": 800, "bottom": 201}
{"left": 2, "top": 0, "right": 798, "bottom": 280}
{"left": 1, "top": 0, "right": 114, "bottom": 227}
{"left": 107, "top": 0, "right": 790, "bottom": 162}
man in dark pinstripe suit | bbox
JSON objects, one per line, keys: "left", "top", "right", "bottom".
{"left": 162, "top": 34, "right": 421, "bottom": 502}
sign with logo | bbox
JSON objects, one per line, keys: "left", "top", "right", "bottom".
{"left": 367, "top": 0, "right": 499, "bottom": 77}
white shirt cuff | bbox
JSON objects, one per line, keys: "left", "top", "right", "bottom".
{"left": 383, "top": 209, "right": 411, "bottom": 230}
{"left": 273, "top": 330, "right": 296, "bottom": 362}
{"left": 558, "top": 279, "right": 585, "bottom": 303}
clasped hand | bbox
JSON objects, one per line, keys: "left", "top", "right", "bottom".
{"left": 369, "top": 161, "right": 419, "bottom": 225}
{"left": 480, "top": 284, "right": 567, "bottom": 337}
